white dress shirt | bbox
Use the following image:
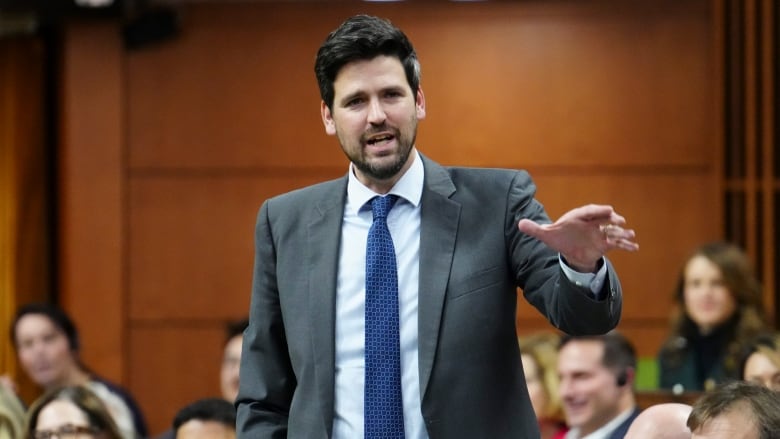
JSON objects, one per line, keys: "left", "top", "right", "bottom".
{"left": 564, "top": 407, "right": 636, "bottom": 439}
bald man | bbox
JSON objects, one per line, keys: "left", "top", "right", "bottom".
{"left": 624, "top": 403, "right": 692, "bottom": 439}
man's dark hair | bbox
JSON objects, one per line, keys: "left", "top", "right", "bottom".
{"left": 559, "top": 331, "right": 637, "bottom": 381}
{"left": 172, "top": 398, "right": 236, "bottom": 433}
{"left": 314, "top": 14, "right": 421, "bottom": 110}
{"left": 11, "top": 303, "right": 80, "bottom": 352}
{"left": 687, "top": 380, "right": 780, "bottom": 439}
{"left": 225, "top": 317, "right": 248, "bottom": 345}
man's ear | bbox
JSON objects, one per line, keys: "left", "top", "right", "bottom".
{"left": 321, "top": 101, "right": 336, "bottom": 135}
{"left": 416, "top": 87, "right": 426, "bottom": 120}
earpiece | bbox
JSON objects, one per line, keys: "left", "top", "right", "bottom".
{"left": 616, "top": 371, "right": 628, "bottom": 387}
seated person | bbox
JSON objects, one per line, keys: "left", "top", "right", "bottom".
{"left": 172, "top": 398, "right": 236, "bottom": 439}
{"left": 687, "top": 380, "right": 780, "bottom": 439}
{"left": 624, "top": 403, "right": 692, "bottom": 439}
{"left": 11, "top": 303, "right": 148, "bottom": 439}
{"left": 557, "top": 331, "right": 641, "bottom": 439}
{"left": 220, "top": 318, "right": 248, "bottom": 403}
{"left": 558, "top": 331, "right": 639, "bottom": 439}
{"left": 25, "top": 385, "right": 123, "bottom": 439}
{"left": 0, "top": 384, "right": 25, "bottom": 439}
{"left": 518, "top": 331, "right": 567, "bottom": 439}
{"left": 739, "top": 332, "right": 780, "bottom": 391}
{"left": 657, "top": 242, "right": 768, "bottom": 392}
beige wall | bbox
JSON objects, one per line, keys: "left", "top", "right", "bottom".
{"left": 58, "top": 0, "right": 722, "bottom": 433}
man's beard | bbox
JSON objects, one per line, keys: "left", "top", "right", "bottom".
{"left": 343, "top": 123, "right": 417, "bottom": 181}
{"left": 353, "top": 140, "right": 413, "bottom": 180}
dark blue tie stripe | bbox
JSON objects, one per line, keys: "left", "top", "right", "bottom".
{"left": 365, "top": 195, "right": 404, "bottom": 438}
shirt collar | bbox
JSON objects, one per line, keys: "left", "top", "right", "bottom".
{"left": 567, "top": 407, "right": 636, "bottom": 439}
{"left": 346, "top": 148, "right": 424, "bottom": 214}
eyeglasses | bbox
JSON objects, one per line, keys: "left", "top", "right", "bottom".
{"left": 33, "top": 424, "right": 100, "bottom": 439}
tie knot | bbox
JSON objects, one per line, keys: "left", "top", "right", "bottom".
{"left": 370, "top": 195, "right": 398, "bottom": 220}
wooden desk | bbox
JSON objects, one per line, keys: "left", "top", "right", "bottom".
{"left": 636, "top": 390, "right": 704, "bottom": 409}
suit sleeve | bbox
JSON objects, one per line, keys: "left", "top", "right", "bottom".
{"left": 236, "top": 201, "right": 295, "bottom": 438}
{"left": 507, "top": 171, "right": 622, "bottom": 335}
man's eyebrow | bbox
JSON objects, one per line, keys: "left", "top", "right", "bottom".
{"left": 338, "top": 90, "right": 364, "bottom": 106}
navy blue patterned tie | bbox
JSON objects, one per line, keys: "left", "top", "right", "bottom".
{"left": 365, "top": 194, "right": 404, "bottom": 438}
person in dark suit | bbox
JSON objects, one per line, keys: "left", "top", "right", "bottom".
{"left": 236, "top": 14, "right": 638, "bottom": 439}
{"left": 557, "top": 332, "right": 641, "bottom": 439}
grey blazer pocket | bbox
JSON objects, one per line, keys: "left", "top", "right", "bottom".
{"left": 447, "top": 266, "right": 503, "bottom": 301}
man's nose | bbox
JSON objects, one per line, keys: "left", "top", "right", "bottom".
{"left": 367, "top": 99, "right": 386, "bottom": 125}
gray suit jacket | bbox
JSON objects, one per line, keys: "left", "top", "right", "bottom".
{"left": 236, "top": 155, "right": 622, "bottom": 438}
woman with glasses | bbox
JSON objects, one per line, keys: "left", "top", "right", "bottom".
{"left": 25, "top": 385, "right": 122, "bottom": 439}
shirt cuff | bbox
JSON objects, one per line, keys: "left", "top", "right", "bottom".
{"left": 559, "top": 255, "right": 608, "bottom": 300}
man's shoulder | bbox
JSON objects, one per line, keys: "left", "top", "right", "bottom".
{"left": 445, "top": 165, "right": 530, "bottom": 180}
{"left": 266, "top": 177, "right": 346, "bottom": 207}
{"left": 438, "top": 164, "right": 534, "bottom": 195}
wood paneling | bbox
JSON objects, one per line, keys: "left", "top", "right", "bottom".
{"left": 58, "top": 22, "right": 125, "bottom": 383}
{"left": 126, "top": 0, "right": 714, "bottom": 169}
{"left": 128, "top": 326, "right": 225, "bottom": 436}
{"left": 0, "top": 36, "right": 51, "bottom": 404}
{"left": 127, "top": 171, "right": 341, "bottom": 319}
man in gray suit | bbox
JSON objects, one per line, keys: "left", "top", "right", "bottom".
{"left": 236, "top": 14, "right": 639, "bottom": 439}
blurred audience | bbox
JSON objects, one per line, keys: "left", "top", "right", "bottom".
{"left": 687, "top": 380, "right": 780, "bottom": 439}
{"left": 624, "top": 402, "right": 692, "bottom": 439}
{"left": 557, "top": 331, "right": 640, "bottom": 439}
{"left": 0, "top": 385, "right": 24, "bottom": 439}
{"left": 518, "top": 331, "right": 567, "bottom": 439}
{"left": 172, "top": 398, "right": 236, "bottom": 439}
{"left": 10, "top": 303, "right": 147, "bottom": 438}
{"left": 739, "top": 332, "right": 780, "bottom": 391}
{"left": 220, "top": 318, "right": 248, "bottom": 403}
{"left": 658, "top": 242, "right": 768, "bottom": 392}
{"left": 25, "top": 385, "right": 123, "bottom": 439}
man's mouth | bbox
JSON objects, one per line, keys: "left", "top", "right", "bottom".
{"left": 366, "top": 134, "right": 394, "bottom": 145}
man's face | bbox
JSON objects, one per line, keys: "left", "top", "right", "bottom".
{"left": 220, "top": 334, "right": 243, "bottom": 402}
{"left": 557, "top": 340, "right": 624, "bottom": 436}
{"left": 691, "top": 407, "right": 759, "bottom": 439}
{"left": 321, "top": 55, "right": 425, "bottom": 192}
{"left": 15, "top": 314, "right": 76, "bottom": 388}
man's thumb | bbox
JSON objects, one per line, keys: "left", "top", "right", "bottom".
{"left": 517, "top": 219, "right": 542, "bottom": 238}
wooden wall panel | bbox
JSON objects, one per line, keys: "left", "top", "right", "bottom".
{"left": 127, "top": 171, "right": 342, "bottom": 319}
{"left": 126, "top": 0, "right": 713, "bottom": 169}
{"left": 128, "top": 326, "right": 224, "bottom": 436}
{"left": 58, "top": 22, "right": 125, "bottom": 383}
{"left": 0, "top": 36, "right": 51, "bottom": 404}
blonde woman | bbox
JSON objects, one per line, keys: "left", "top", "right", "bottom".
{"left": 0, "top": 384, "right": 24, "bottom": 439}
{"left": 519, "top": 332, "right": 567, "bottom": 439}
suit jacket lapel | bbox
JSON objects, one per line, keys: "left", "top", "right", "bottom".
{"left": 307, "top": 178, "right": 348, "bottom": 427}
{"left": 417, "top": 156, "right": 459, "bottom": 399}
